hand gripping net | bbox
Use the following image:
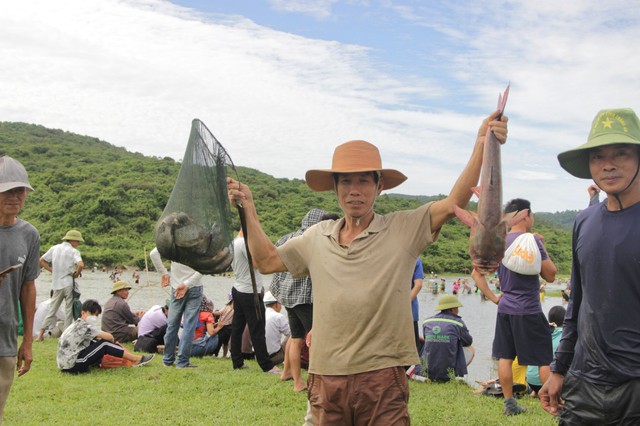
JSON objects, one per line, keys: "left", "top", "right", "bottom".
{"left": 154, "top": 119, "right": 235, "bottom": 274}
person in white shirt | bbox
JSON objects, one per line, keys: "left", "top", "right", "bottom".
{"left": 264, "top": 291, "right": 291, "bottom": 365}
{"left": 230, "top": 232, "right": 281, "bottom": 374}
{"left": 33, "top": 291, "right": 64, "bottom": 339}
{"left": 149, "top": 247, "right": 203, "bottom": 368}
{"left": 37, "top": 229, "right": 84, "bottom": 340}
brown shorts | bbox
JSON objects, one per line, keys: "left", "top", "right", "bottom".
{"left": 308, "top": 366, "right": 410, "bottom": 426}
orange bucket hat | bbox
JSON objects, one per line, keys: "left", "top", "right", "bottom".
{"left": 305, "top": 140, "right": 407, "bottom": 191}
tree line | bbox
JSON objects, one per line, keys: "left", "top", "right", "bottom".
{"left": 1, "top": 122, "right": 574, "bottom": 274}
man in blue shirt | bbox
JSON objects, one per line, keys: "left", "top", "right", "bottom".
{"left": 410, "top": 258, "right": 424, "bottom": 354}
{"left": 420, "top": 294, "right": 473, "bottom": 382}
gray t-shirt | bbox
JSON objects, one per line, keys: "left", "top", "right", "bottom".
{"left": 0, "top": 219, "right": 41, "bottom": 356}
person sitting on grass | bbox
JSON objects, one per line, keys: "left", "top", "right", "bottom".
{"left": 57, "top": 299, "right": 154, "bottom": 374}
{"left": 212, "top": 295, "right": 234, "bottom": 357}
{"left": 263, "top": 291, "right": 291, "bottom": 366}
{"left": 33, "top": 290, "right": 65, "bottom": 339}
{"left": 418, "top": 294, "right": 474, "bottom": 382}
{"left": 526, "top": 305, "right": 566, "bottom": 397}
{"left": 101, "top": 281, "right": 144, "bottom": 343}
{"left": 190, "top": 296, "right": 224, "bottom": 358}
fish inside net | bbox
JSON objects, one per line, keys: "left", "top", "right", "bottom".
{"left": 154, "top": 119, "right": 235, "bottom": 274}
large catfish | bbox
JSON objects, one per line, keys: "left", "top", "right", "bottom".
{"left": 454, "top": 84, "right": 527, "bottom": 274}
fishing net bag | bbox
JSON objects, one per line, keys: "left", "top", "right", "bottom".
{"left": 154, "top": 119, "right": 234, "bottom": 274}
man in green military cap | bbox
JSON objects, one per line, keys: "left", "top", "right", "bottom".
{"left": 38, "top": 230, "right": 85, "bottom": 340}
{"left": 540, "top": 108, "right": 640, "bottom": 424}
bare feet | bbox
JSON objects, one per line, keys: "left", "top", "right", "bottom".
{"left": 294, "top": 381, "right": 307, "bottom": 392}
{"left": 36, "top": 330, "right": 45, "bottom": 342}
{"left": 280, "top": 374, "right": 293, "bottom": 381}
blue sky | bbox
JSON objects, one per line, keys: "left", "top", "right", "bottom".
{"left": 1, "top": 0, "right": 639, "bottom": 212}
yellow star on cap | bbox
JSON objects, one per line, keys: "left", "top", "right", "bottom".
{"left": 602, "top": 117, "right": 614, "bottom": 128}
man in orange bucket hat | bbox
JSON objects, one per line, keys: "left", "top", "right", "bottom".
{"left": 228, "top": 110, "right": 508, "bottom": 423}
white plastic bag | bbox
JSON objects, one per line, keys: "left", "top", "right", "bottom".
{"left": 502, "top": 233, "right": 541, "bottom": 275}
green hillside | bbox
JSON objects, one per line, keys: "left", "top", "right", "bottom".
{"left": 1, "top": 122, "right": 572, "bottom": 273}
{"left": 536, "top": 210, "right": 579, "bottom": 230}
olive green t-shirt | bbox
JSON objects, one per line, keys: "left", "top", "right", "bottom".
{"left": 278, "top": 202, "right": 438, "bottom": 375}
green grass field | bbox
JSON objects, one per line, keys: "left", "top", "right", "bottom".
{"left": 6, "top": 339, "right": 557, "bottom": 425}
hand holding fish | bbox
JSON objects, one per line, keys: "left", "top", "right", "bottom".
{"left": 476, "top": 110, "right": 509, "bottom": 146}
{"left": 454, "top": 84, "right": 526, "bottom": 275}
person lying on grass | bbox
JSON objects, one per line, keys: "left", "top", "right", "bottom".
{"left": 57, "top": 299, "right": 154, "bottom": 373}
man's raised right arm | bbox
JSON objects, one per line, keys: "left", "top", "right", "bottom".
{"left": 227, "top": 177, "right": 287, "bottom": 274}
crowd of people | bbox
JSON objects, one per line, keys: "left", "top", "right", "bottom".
{"left": 2, "top": 106, "right": 640, "bottom": 424}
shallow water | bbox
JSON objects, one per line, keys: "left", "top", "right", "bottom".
{"left": 415, "top": 280, "right": 564, "bottom": 385}
{"left": 35, "top": 269, "right": 236, "bottom": 313}
{"left": 35, "top": 271, "right": 564, "bottom": 385}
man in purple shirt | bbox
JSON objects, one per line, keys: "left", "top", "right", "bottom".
{"left": 473, "top": 198, "right": 557, "bottom": 416}
{"left": 540, "top": 108, "right": 640, "bottom": 424}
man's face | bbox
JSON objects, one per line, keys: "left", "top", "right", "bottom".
{"left": 335, "top": 172, "right": 381, "bottom": 218}
{"left": 117, "top": 288, "right": 130, "bottom": 299}
{"left": 589, "top": 144, "right": 640, "bottom": 195}
{"left": 81, "top": 311, "right": 100, "bottom": 320}
{"left": 0, "top": 187, "right": 27, "bottom": 219}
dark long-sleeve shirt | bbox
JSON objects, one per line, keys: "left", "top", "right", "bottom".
{"left": 421, "top": 312, "right": 473, "bottom": 382}
{"left": 551, "top": 201, "right": 640, "bottom": 385}
{"left": 102, "top": 295, "right": 139, "bottom": 342}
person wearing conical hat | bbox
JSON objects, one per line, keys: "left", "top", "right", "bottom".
{"left": 540, "top": 108, "right": 640, "bottom": 424}
{"left": 417, "top": 295, "right": 473, "bottom": 383}
{"left": 0, "top": 156, "right": 40, "bottom": 422}
{"left": 228, "top": 109, "right": 508, "bottom": 423}
{"left": 101, "top": 281, "right": 144, "bottom": 343}
{"left": 38, "top": 229, "right": 85, "bottom": 340}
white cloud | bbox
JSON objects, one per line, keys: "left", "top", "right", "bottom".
{"left": 268, "top": 0, "right": 338, "bottom": 19}
{"left": 0, "top": 0, "right": 638, "bottom": 213}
